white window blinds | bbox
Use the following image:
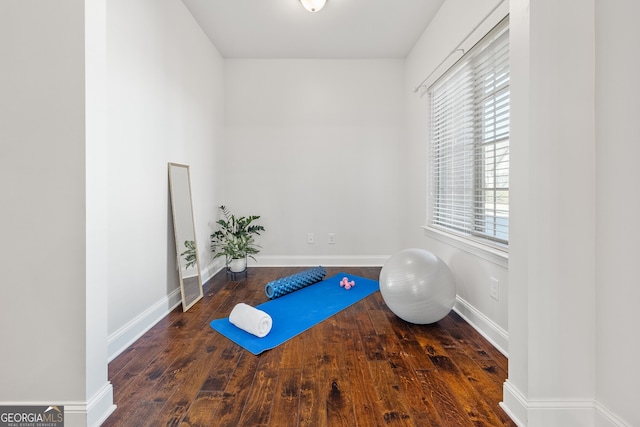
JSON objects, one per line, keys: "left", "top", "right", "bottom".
{"left": 429, "top": 18, "right": 509, "bottom": 247}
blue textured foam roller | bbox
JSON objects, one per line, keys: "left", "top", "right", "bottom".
{"left": 264, "top": 266, "right": 327, "bottom": 299}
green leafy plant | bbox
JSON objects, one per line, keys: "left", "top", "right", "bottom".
{"left": 180, "top": 240, "right": 197, "bottom": 269}
{"left": 210, "top": 205, "right": 265, "bottom": 265}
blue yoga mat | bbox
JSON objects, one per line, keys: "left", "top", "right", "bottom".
{"left": 210, "top": 273, "right": 379, "bottom": 355}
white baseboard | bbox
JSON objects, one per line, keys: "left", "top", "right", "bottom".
{"left": 107, "top": 258, "right": 224, "bottom": 362}
{"left": 453, "top": 295, "right": 509, "bottom": 357}
{"left": 594, "top": 401, "right": 631, "bottom": 427}
{"left": 108, "top": 259, "right": 222, "bottom": 362}
{"left": 86, "top": 382, "right": 116, "bottom": 427}
{"left": 201, "top": 258, "right": 224, "bottom": 285}
{"left": 255, "top": 254, "right": 388, "bottom": 267}
{"left": 501, "top": 380, "right": 530, "bottom": 427}
{"left": 501, "top": 380, "right": 631, "bottom": 427}
{"left": 107, "top": 288, "right": 182, "bottom": 361}
{"left": 200, "top": 255, "right": 387, "bottom": 281}
{"left": 66, "top": 383, "right": 116, "bottom": 427}
{"left": 4, "top": 383, "right": 116, "bottom": 427}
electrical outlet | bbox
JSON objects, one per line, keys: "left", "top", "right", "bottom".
{"left": 328, "top": 233, "right": 336, "bottom": 244}
{"left": 490, "top": 277, "right": 499, "bottom": 301}
{"left": 307, "top": 233, "right": 315, "bottom": 244}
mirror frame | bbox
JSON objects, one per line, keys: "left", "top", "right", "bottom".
{"left": 168, "top": 162, "right": 203, "bottom": 311}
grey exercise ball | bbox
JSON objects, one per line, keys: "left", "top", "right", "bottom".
{"left": 379, "top": 248, "right": 456, "bottom": 324}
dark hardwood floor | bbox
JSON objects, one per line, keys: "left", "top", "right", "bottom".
{"left": 103, "top": 267, "right": 515, "bottom": 427}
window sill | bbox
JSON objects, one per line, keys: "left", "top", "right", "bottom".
{"left": 421, "top": 226, "right": 509, "bottom": 268}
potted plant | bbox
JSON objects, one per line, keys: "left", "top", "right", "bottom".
{"left": 210, "top": 205, "right": 265, "bottom": 273}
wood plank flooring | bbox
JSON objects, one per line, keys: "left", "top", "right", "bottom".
{"left": 103, "top": 267, "right": 515, "bottom": 427}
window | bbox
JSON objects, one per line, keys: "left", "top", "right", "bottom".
{"left": 428, "top": 18, "right": 509, "bottom": 249}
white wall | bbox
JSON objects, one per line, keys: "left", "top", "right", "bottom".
{"left": 0, "top": 0, "right": 86, "bottom": 401}
{"left": 503, "top": 0, "right": 638, "bottom": 426}
{"left": 404, "top": 0, "right": 510, "bottom": 353}
{"left": 594, "top": 1, "right": 640, "bottom": 426}
{"left": 0, "top": 1, "right": 114, "bottom": 425}
{"left": 106, "top": 0, "right": 224, "bottom": 358}
{"left": 223, "top": 59, "right": 405, "bottom": 266}
{"left": 408, "top": 1, "right": 638, "bottom": 425}
{"left": 4, "top": 2, "right": 637, "bottom": 426}
{"left": 1, "top": 0, "right": 224, "bottom": 423}
{"left": 86, "top": 0, "right": 116, "bottom": 424}
{"left": 505, "top": 0, "right": 598, "bottom": 424}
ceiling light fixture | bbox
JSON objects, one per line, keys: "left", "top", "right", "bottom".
{"left": 299, "top": 0, "right": 326, "bottom": 13}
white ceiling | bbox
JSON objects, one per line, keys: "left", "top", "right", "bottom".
{"left": 180, "top": 0, "right": 445, "bottom": 59}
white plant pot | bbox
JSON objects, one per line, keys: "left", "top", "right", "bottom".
{"left": 228, "top": 257, "right": 247, "bottom": 273}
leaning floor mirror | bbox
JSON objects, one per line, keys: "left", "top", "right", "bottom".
{"left": 168, "top": 162, "right": 203, "bottom": 311}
